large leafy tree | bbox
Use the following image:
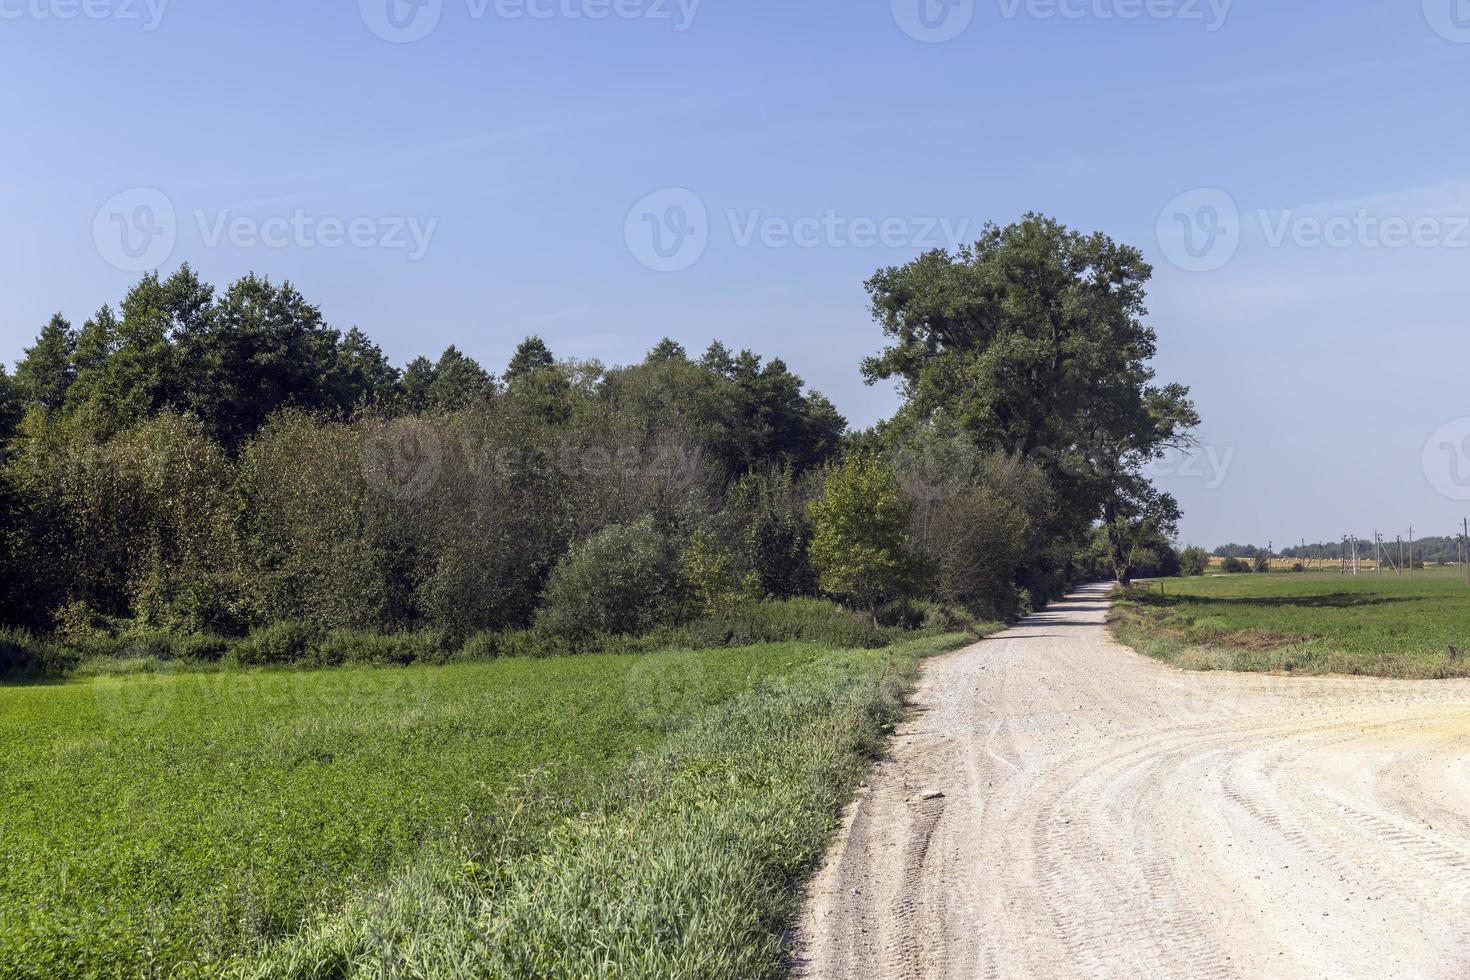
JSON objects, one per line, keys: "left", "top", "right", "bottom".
{"left": 0, "top": 365, "right": 20, "bottom": 443}
{"left": 503, "top": 336, "right": 573, "bottom": 424}
{"left": 425, "top": 345, "right": 494, "bottom": 410}
{"left": 14, "top": 314, "right": 77, "bottom": 414}
{"left": 176, "top": 273, "right": 342, "bottom": 450}
{"left": 862, "top": 214, "right": 1197, "bottom": 583}
{"left": 808, "top": 452, "right": 915, "bottom": 620}
{"left": 724, "top": 351, "right": 845, "bottom": 474}
{"left": 401, "top": 356, "right": 437, "bottom": 413}
{"left": 328, "top": 327, "right": 401, "bottom": 410}
{"left": 503, "top": 336, "right": 556, "bottom": 384}
{"left": 68, "top": 267, "right": 214, "bottom": 437}
{"left": 64, "top": 306, "right": 120, "bottom": 418}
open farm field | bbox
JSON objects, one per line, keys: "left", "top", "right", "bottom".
{"left": 0, "top": 633, "right": 971, "bottom": 978}
{"left": 1114, "top": 569, "right": 1470, "bottom": 677}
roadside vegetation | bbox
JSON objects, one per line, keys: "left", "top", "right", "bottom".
{"left": 0, "top": 632, "right": 977, "bottom": 978}
{"left": 0, "top": 216, "right": 1197, "bottom": 678}
{"left": 1112, "top": 569, "right": 1470, "bottom": 678}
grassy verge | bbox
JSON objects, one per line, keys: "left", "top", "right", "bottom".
{"left": 0, "top": 630, "right": 985, "bottom": 978}
{"left": 1111, "top": 570, "right": 1470, "bottom": 678}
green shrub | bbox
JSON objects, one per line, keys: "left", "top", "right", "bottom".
{"left": 535, "top": 518, "right": 681, "bottom": 640}
{"left": 1221, "top": 557, "right": 1250, "bottom": 574}
{"left": 90, "top": 627, "right": 232, "bottom": 663}
{"left": 876, "top": 598, "right": 974, "bottom": 632}
{"left": 0, "top": 628, "right": 76, "bottom": 678}
{"left": 686, "top": 597, "right": 884, "bottom": 649}
{"left": 459, "top": 632, "right": 499, "bottom": 661}
{"left": 1179, "top": 546, "right": 1210, "bottom": 577}
{"left": 324, "top": 630, "right": 456, "bottom": 667}
{"left": 232, "top": 621, "right": 325, "bottom": 666}
{"left": 680, "top": 528, "right": 761, "bottom": 616}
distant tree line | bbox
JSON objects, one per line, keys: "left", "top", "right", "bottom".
{"left": 1212, "top": 539, "right": 1465, "bottom": 564}
{"left": 0, "top": 215, "right": 1197, "bottom": 660}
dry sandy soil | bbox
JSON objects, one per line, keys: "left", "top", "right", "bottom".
{"left": 796, "top": 583, "right": 1470, "bottom": 979}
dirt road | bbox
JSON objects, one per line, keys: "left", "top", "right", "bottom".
{"left": 796, "top": 583, "right": 1470, "bottom": 979}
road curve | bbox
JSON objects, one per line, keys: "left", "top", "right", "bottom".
{"left": 795, "top": 583, "right": 1470, "bottom": 979}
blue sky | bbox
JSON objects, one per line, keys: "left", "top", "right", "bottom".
{"left": 3, "top": 0, "right": 1470, "bottom": 548}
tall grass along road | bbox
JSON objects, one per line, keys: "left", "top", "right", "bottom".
{"left": 797, "top": 584, "right": 1470, "bottom": 979}
{"left": 0, "top": 633, "right": 970, "bottom": 979}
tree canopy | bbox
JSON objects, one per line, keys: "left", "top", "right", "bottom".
{"left": 863, "top": 214, "right": 1197, "bottom": 582}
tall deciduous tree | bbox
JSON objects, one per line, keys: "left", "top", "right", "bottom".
{"left": 808, "top": 453, "right": 915, "bottom": 620}
{"left": 503, "top": 336, "right": 556, "bottom": 384}
{"left": 0, "top": 365, "right": 21, "bottom": 442}
{"left": 14, "top": 314, "right": 76, "bottom": 413}
{"left": 328, "top": 327, "right": 401, "bottom": 410}
{"left": 503, "top": 337, "right": 572, "bottom": 424}
{"left": 425, "top": 345, "right": 494, "bottom": 410}
{"left": 862, "top": 214, "right": 1197, "bottom": 583}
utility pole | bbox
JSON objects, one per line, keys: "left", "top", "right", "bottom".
{"left": 1409, "top": 525, "right": 1414, "bottom": 578}
{"left": 1376, "top": 531, "right": 1382, "bottom": 576}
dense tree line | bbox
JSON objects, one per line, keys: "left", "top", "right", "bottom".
{"left": 1222, "top": 539, "right": 1466, "bottom": 565}
{"left": 1, "top": 215, "right": 1196, "bottom": 659}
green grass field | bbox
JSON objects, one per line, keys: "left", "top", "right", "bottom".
{"left": 0, "top": 632, "right": 974, "bottom": 978}
{"left": 1113, "top": 569, "right": 1470, "bottom": 678}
